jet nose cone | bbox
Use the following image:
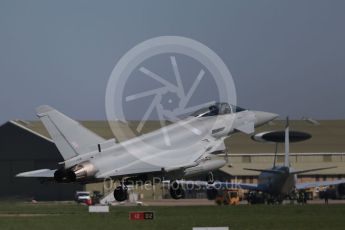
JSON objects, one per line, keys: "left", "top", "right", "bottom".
{"left": 254, "top": 111, "right": 279, "bottom": 126}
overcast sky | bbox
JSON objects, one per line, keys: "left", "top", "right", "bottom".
{"left": 1, "top": 0, "right": 345, "bottom": 124}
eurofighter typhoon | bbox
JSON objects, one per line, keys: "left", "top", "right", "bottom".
{"left": 17, "top": 103, "right": 277, "bottom": 201}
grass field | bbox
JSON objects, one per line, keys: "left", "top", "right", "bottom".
{"left": 0, "top": 202, "right": 345, "bottom": 230}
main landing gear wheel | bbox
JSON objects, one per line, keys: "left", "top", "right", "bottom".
{"left": 169, "top": 180, "right": 185, "bottom": 199}
{"left": 113, "top": 186, "right": 128, "bottom": 202}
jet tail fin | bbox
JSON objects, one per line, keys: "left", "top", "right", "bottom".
{"left": 36, "top": 105, "right": 105, "bottom": 161}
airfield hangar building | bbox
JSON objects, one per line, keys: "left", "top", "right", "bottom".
{"left": 0, "top": 119, "right": 345, "bottom": 200}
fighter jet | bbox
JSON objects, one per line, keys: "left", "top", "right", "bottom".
{"left": 16, "top": 103, "right": 277, "bottom": 201}
{"left": 205, "top": 118, "right": 345, "bottom": 203}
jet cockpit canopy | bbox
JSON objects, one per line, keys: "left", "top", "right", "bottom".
{"left": 191, "top": 102, "right": 246, "bottom": 117}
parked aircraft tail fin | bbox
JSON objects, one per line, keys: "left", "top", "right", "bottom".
{"left": 284, "top": 117, "right": 290, "bottom": 167}
{"left": 36, "top": 105, "right": 105, "bottom": 160}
